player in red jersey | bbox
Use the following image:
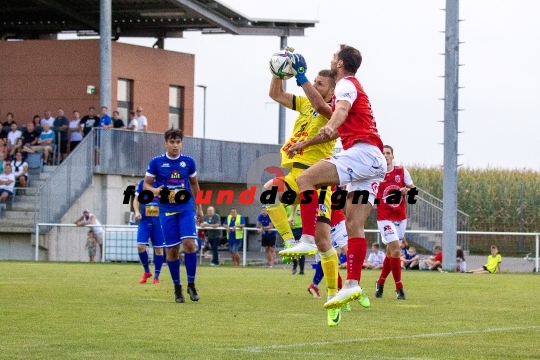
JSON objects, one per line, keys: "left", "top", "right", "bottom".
{"left": 280, "top": 45, "right": 386, "bottom": 311}
{"left": 374, "top": 145, "right": 415, "bottom": 300}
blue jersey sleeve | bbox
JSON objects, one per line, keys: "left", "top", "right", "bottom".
{"left": 240, "top": 216, "right": 245, "bottom": 225}
{"left": 188, "top": 157, "right": 197, "bottom": 177}
{"left": 146, "top": 158, "right": 157, "bottom": 177}
{"left": 135, "top": 179, "right": 144, "bottom": 196}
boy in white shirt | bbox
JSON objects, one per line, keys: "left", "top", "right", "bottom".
{"left": 364, "top": 243, "right": 385, "bottom": 269}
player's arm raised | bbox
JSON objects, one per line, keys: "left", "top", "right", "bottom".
{"left": 300, "top": 82, "right": 332, "bottom": 119}
{"left": 269, "top": 76, "right": 294, "bottom": 109}
{"left": 290, "top": 53, "right": 332, "bottom": 119}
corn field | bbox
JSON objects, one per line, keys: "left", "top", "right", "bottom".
{"left": 407, "top": 167, "right": 540, "bottom": 255}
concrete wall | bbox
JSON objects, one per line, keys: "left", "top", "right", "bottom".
{"left": 0, "top": 39, "right": 194, "bottom": 134}
{"left": 44, "top": 175, "right": 265, "bottom": 262}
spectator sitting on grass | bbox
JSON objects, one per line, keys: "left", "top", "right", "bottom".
{"left": 363, "top": 242, "right": 385, "bottom": 269}
{"left": 456, "top": 248, "right": 467, "bottom": 273}
{"left": 467, "top": 245, "right": 502, "bottom": 274}
{"left": 423, "top": 245, "right": 442, "bottom": 270}
{"left": 402, "top": 246, "right": 420, "bottom": 270}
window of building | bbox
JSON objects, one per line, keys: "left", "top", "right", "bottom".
{"left": 169, "top": 86, "right": 184, "bottom": 130}
{"left": 117, "top": 79, "right": 133, "bottom": 122}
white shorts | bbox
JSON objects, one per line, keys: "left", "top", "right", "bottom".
{"left": 325, "top": 142, "right": 386, "bottom": 206}
{"left": 331, "top": 220, "right": 348, "bottom": 249}
{"left": 377, "top": 219, "right": 407, "bottom": 244}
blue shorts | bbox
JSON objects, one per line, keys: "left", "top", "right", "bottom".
{"left": 137, "top": 219, "right": 165, "bottom": 248}
{"left": 228, "top": 241, "right": 241, "bottom": 253}
{"left": 159, "top": 209, "right": 197, "bottom": 247}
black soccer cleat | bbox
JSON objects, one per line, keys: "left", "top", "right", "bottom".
{"left": 187, "top": 284, "right": 200, "bottom": 301}
{"left": 396, "top": 288, "right": 407, "bottom": 300}
{"left": 175, "top": 285, "right": 185, "bottom": 303}
{"left": 375, "top": 281, "right": 384, "bottom": 298}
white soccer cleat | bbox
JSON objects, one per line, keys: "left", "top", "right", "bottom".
{"left": 278, "top": 240, "right": 317, "bottom": 258}
{"left": 324, "top": 285, "right": 362, "bottom": 309}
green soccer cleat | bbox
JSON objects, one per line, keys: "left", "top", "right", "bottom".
{"left": 281, "top": 240, "right": 294, "bottom": 264}
{"left": 327, "top": 308, "right": 341, "bottom": 327}
{"left": 341, "top": 302, "right": 351, "bottom": 312}
{"left": 358, "top": 289, "right": 371, "bottom": 308}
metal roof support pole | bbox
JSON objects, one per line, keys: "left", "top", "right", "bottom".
{"left": 442, "top": 0, "right": 459, "bottom": 271}
{"left": 278, "top": 35, "right": 288, "bottom": 145}
{"left": 100, "top": 0, "right": 112, "bottom": 111}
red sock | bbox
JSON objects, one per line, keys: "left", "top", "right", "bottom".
{"left": 390, "top": 256, "right": 403, "bottom": 290}
{"left": 337, "top": 272, "right": 343, "bottom": 290}
{"left": 377, "top": 256, "right": 391, "bottom": 285}
{"left": 299, "top": 190, "right": 319, "bottom": 237}
{"left": 346, "top": 237, "right": 367, "bottom": 282}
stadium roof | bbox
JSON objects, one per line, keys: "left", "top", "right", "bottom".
{"left": 0, "top": 0, "right": 317, "bottom": 40}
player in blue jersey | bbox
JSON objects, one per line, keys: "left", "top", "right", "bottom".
{"left": 144, "top": 129, "right": 204, "bottom": 303}
{"left": 133, "top": 179, "right": 165, "bottom": 284}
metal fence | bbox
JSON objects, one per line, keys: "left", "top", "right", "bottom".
{"left": 35, "top": 129, "right": 94, "bottom": 232}
{"left": 93, "top": 128, "right": 283, "bottom": 183}
{"left": 406, "top": 188, "right": 470, "bottom": 252}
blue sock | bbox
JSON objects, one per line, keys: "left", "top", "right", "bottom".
{"left": 184, "top": 252, "right": 197, "bottom": 284}
{"left": 339, "top": 253, "right": 347, "bottom": 265}
{"left": 312, "top": 261, "right": 324, "bottom": 286}
{"left": 167, "top": 259, "right": 181, "bottom": 285}
{"left": 138, "top": 250, "right": 150, "bottom": 273}
{"left": 154, "top": 254, "right": 164, "bottom": 279}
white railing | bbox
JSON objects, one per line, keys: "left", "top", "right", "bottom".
{"left": 34, "top": 223, "right": 539, "bottom": 272}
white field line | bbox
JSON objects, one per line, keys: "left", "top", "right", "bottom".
{"left": 219, "top": 326, "right": 540, "bottom": 353}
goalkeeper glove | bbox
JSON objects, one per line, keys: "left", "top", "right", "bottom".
{"left": 290, "top": 53, "right": 308, "bottom": 86}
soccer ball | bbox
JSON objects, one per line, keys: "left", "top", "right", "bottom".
{"left": 269, "top": 51, "right": 295, "bottom": 80}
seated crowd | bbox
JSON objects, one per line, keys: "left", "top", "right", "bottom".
{"left": 0, "top": 106, "right": 147, "bottom": 203}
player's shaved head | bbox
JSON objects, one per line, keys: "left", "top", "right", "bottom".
{"left": 165, "top": 128, "right": 184, "bottom": 141}
{"left": 318, "top": 69, "right": 336, "bottom": 88}
{"left": 338, "top": 44, "right": 362, "bottom": 74}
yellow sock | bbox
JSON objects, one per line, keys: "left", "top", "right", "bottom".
{"left": 267, "top": 204, "right": 294, "bottom": 241}
{"left": 320, "top": 248, "right": 339, "bottom": 296}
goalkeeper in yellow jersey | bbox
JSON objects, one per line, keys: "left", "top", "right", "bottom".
{"left": 267, "top": 67, "right": 343, "bottom": 326}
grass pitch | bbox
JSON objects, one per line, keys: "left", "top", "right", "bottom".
{"left": 0, "top": 262, "right": 539, "bottom": 359}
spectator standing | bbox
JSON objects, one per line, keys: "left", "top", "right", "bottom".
{"left": 99, "top": 107, "right": 113, "bottom": 128}
{"left": 68, "top": 111, "right": 83, "bottom": 152}
{"left": 40, "top": 110, "right": 55, "bottom": 127}
{"left": 3, "top": 112, "right": 16, "bottom": 127}
{"left": 134, "top": 107, "right": 148, "bottom": 131}
{"left": 53, "top": 108, "right": 69, "bottom": 162}
{"left": 257, "top": 206, "right": 276, "bottom": 268}
{"left": 0, "top": 163, "right": 15, "bottom": 207}
{"left": 85, "top": 230, "right": 97, "bottom": 263}
{"left": 80, "top": 107, "right": 100, "bottom": 137}
{"left": 201, "top": 206, "right": 222, "bottom": 266}
{"left": 37, "top": 123, "right": 55, "bottom": 165}
{"left": 32, "top": 115, "right": 43, "bottom": 133}
{"left": 224, "top": 208, "right": 244, "bottom": 267}
{"left": 75, "top": 209, "right": 104, "bottom": 259}
{"left": 112, "top": 111, "right": 126, "bottom": 129}
{"left": 7, "top": 122, "right": 22, "bottom": 148}
{"left": 127, "top": 110, "right": 138, "bottom": 131}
